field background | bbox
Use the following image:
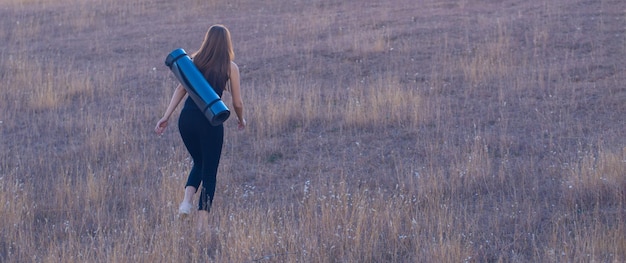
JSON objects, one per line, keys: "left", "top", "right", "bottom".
{"left": 1, "top": 0, "right": 625, "bottom": 262}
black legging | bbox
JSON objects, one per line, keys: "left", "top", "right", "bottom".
{"left": 178, "top": 97, "right": 224, "bottom": 212}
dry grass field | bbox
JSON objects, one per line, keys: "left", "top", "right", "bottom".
{"left": 1, "top": 0, "right": 625, "bottom": 262}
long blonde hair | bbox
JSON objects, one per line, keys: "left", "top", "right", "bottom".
{"left": 192, "top": 25, "right": 234, "bottom": 92}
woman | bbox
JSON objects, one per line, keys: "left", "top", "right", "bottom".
{"left": 155, "top": 25, "right": 245, "bottom": 229}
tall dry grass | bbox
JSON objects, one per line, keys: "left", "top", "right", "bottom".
{"left": 1, "top": 0, "right": 625, "bottom": 262}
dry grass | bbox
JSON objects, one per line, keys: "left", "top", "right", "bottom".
{"left": 1, "top": 0, "right": 625, "bottom": 262}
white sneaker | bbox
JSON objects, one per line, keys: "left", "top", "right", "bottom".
{"left": 178, "top": 201, "right": 193, "bottom": 216}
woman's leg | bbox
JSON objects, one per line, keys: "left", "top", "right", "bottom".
{"left": 196, "top": 210, "right": 210, "bottom": 234}
{"left": 196, "top": 126, "right": 222, "bottom": 233}
{"left": 178, "top": 109, "right": 205, "bottom": 215}
{"left": 197, "top": 124, "right": 224, "bottom": 213}
{"left": 179, "top": 112, "right": 204, "bottom": 191}
{"left": 182, "top": 186, "right": 196, "bottom": 205}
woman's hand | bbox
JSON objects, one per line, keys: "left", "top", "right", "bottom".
{"left": 237, "top": 119, "right": 246, "bottom": 130}
{"left": 155, "top": 117, "right": 169, "bottom": 135}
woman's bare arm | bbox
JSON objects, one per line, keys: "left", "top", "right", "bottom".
{"left": 229, "top": 62, "right": 246, "bottom": 129}
{"left": 155, "top": 84, "right": 187, "bottom": 135}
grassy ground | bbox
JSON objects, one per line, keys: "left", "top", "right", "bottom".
{"left": 1, "top": 0, "right": 625, "bottom": 262}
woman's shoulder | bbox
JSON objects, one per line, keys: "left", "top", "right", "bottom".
{"left": 229, "top": 61, "right": 240, "bottom": 75}
{"left": 230, "top": 61, "right": 239, "bottom": 70}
